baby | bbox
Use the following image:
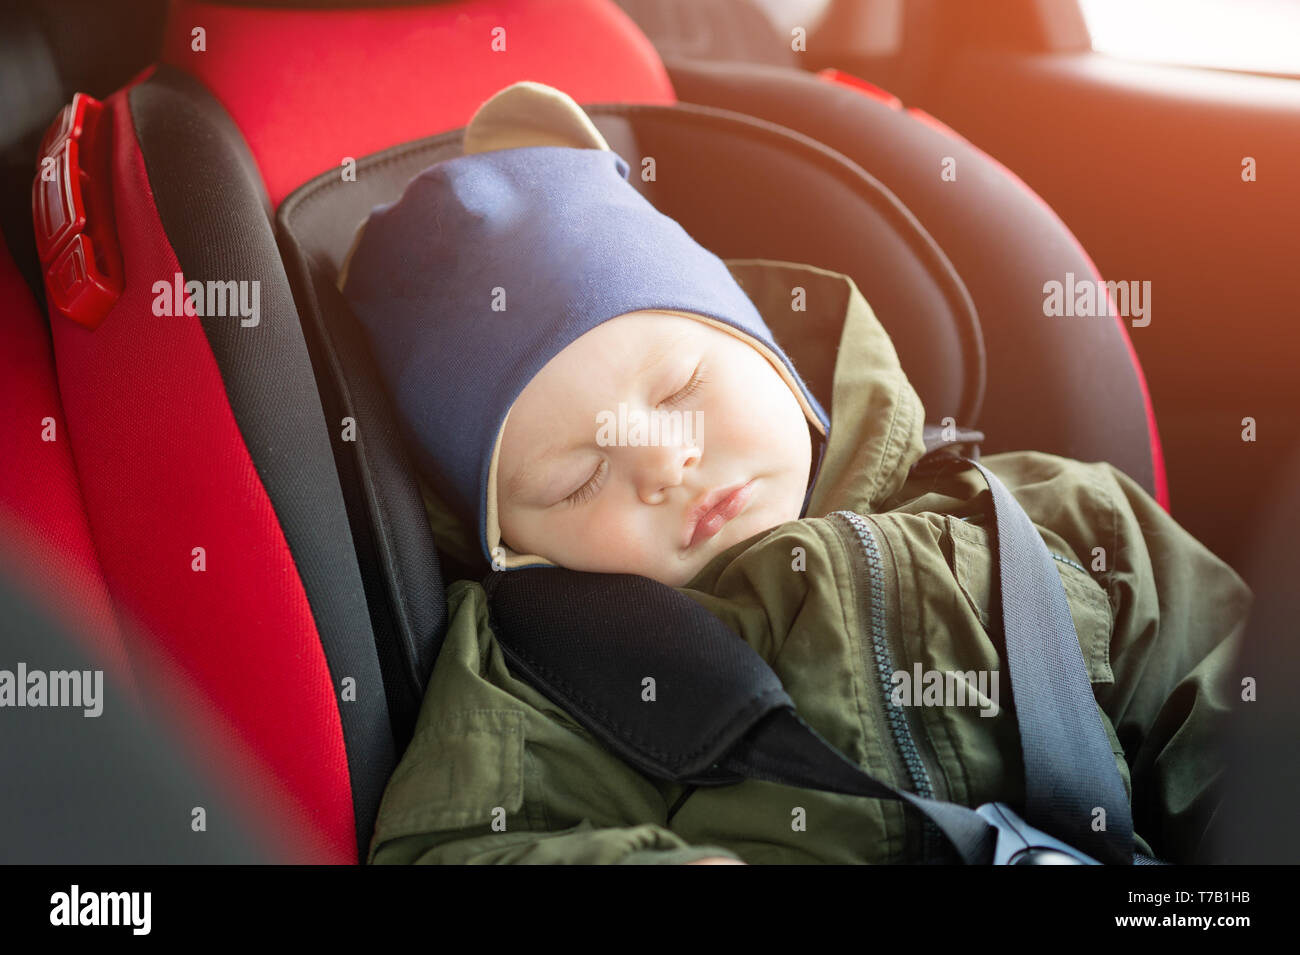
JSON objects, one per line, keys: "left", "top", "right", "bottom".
{"left": 338, "top": 82, "right": 1250, "bottom": 865}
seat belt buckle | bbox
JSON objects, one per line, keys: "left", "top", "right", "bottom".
{"left": 976, "top": 802, "right": 1102, "bottom": 865}
{"left": 31, "top": 92, "right": 123, "bottom": 330}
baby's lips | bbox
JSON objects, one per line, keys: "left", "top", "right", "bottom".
{"left": 685, "top": 480, "right": 755, "bottom": 549}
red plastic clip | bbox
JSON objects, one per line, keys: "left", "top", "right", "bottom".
{"left": 816, "top": 68, "right": 903, "bottom": 110}
{"left": 31, "top": 93, "right": 123, "bottom": 330}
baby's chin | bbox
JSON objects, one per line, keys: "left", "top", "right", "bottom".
{"left": 666, "top": 503, "right": 795, "bottom": 586}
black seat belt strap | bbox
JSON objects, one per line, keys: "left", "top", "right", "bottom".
{"left": 913, "top": 452, "right": 1135, "bottom": 864}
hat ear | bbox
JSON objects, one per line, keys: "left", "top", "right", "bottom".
{"left": 463, "top": 80, "right": 611, "bottom": 154}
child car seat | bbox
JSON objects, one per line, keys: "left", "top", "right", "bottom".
{"left": 8, "top": 0, "right": 1166, "bottom": 864}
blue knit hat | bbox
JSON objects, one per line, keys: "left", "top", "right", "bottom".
{"left": 338, "top": 82, "right": 829, "bottom": 570}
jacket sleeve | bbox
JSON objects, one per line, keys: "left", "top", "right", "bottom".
{"left": 1087, "top": 462, "right": 1253, "bottom": 864}
{"left": 367, "top": 580, "right": 744, "bottom": 865}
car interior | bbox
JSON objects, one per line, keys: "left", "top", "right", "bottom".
{"left": 2, "top": 0, "right": 1296, "bottom": 864}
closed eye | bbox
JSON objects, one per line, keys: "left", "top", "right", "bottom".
{"left": 661, "top": 364, "right": 708, "bottom": 407}
{"left": 562, "top": 458, "right": 607, "bottom": 507}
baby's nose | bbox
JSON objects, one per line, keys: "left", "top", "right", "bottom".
{"left": 633, "top": 441, "right": 701, "bottom": 502}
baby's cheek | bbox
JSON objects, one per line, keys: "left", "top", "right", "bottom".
{"left": 607, "top": 512, "right": 665, "bottom": 565}
{"left": 506, "top": 510, "right": 567, "bottom": 563}
{"left": 578, "top": 510, "right": 674, "bottom": 578}
{"left": 717, "top": 391, "right": 781, "bottom": 452}
{"left": 559, "top": 502, "right": 645, "bottom": 570}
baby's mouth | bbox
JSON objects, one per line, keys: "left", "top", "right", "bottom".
{"left": 683, "top": 480, "right": 756, "bottom": 550}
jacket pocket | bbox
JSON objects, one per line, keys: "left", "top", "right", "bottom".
{"left": 372, "top": 708, "right": 525, "bottom": 843}
{"left": 942, "top": 515, "right": 1114, "bottom": 685}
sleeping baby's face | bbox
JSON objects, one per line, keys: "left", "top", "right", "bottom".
{"left": 497, "top": 311, "right": 813, "bottom": 587}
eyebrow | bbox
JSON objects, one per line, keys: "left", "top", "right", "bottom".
{"left": 504, "top": 326, "right": 694, "bottom": 503}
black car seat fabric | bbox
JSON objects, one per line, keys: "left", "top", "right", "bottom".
{"left": 1214, "top": 438, "right": 1300, "bottom": 862}
{"left": 0, "top": 6, "right": 64, "bottom": 305}
{"left": 663, "top": 57, "right": 1166, "bottom": 504}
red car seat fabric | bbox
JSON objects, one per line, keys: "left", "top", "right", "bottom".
{"left": 37, "top": 67, "right": 402, "bottom": 863}
{"left": 159, "top": 0, "right": 677, "bottom": 209}
{"left": 0, "top": 231, "right": 132, "bottom": 696}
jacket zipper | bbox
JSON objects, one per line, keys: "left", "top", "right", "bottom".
{"left": 830, "top": 510, "right": 947, "bottom": 863}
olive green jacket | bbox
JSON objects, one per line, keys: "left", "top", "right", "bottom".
{"left": 369, "top": 259, "right": 1251, "bottom": 864}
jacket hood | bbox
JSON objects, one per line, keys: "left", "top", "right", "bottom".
{"left": 756, "top": 259, "right": 930, "bottom": 519}
{"left": 420, "top": 257, "right": 929, "bottom": 579}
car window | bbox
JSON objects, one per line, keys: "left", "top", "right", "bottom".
{"left": 1079, "top": 0, "right": 1300, "bottom": 76}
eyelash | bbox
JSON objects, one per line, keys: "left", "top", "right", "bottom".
{"left": 564, "top": 458, "right": 607, "bottom": 507}
{"left": 561, "top": 366, "right": 707, "bottom": 507}
{"left": 661, "top": 365, "right": 708, "bottom": 408}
